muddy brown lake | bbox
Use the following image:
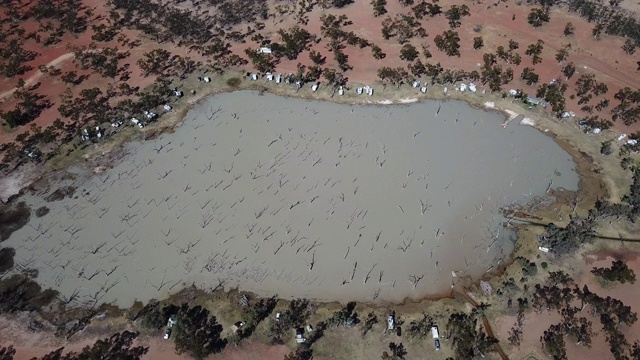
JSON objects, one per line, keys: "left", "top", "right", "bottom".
{"left": 5, "top": 91, "right": 578, "bottom": 307}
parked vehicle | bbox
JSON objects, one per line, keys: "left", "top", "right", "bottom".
{"left": 164, "top": 329, "right": 171, "bottom": 340}
{"left": 387, "top": 314, "right": 395, "bottom": 330}
{"left": 431, "top": 326, "right": 439, "bottom": 339}
{"left": 435, "top": 339, "right": 441, "bottom": 351}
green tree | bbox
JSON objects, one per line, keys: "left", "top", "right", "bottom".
{"left": 309, "top": 50, "right": 326, "bottom": 66}
{"left": 611, "top": 87, "right": 640, "bottom": 126}
{"left": 137, "top": 49, "right": 172, "bottom": 77}
{"left": 371, "top": 0, "right": 387, "bottom": 17}
{"left": 564, "top": 22, "right": 575, "bottom": 36}
{"left": 576, "top": 73, "right": 597, "bottom": 97}
{"left": 268, "top": 298, "right": 314, "bottom": 343}
{"left": 592, "top": 260, "right": 636, "bottom": 284}
{"left": 434, "top": 30, "right": 461, "bottom": 57}
{"left": 331, "top": 0, "right": 354, "bottom": 8}
{"left": 426, "top": 3, "right": 442, "bottom": 17}
{"left": 173, "top": 56, "right": 200, "bottom": 79}
{"left": 173, "top": 304, "right": 226, "bottom": 359}
{"left": 541, "top": 324, "right": 567, "bottom": 360}
{"left": 240, "top": 296, "right": 278, "bottom": 339}
{"left": 473, "top": 36, "right": 484, "bottom": 49}
{"left": 399, "top": 44, "right": 419, "bottom": 61}
{"left": 244, "top": 48, "right": 276, "bottom": 73}
{"left": 91, "top": 23, "right": 117, "bottom": 42}
{"left": 325, "top": 301, "right": 359, "bottom": 328}
{"left": 361, "top": 312, "right": 378, "bottom": 337}
{"left": 284, "top": 347, "right": 313, "bottom": 360}
{"left": 334, "top": 48, "right": 352, "bottom": 71}
{"left": 407, "top": 313, "right": 433, "bottom": 340}
{"left": 444, "top": 4, "right": 470, "bottom": 28}
{"left": 601, "top": 140, "right": 613, "bottom": 155}
{"left": 139, "top": 302, "right": 179, "bottom": 330}
{"left": 555, "top": 45, "right": 570, "bottom": 63}
{"left": 377, "top": 67, "right": 409, "bottom": 88}
{"left": 496, "top": 46, "right": 509, "bottom": 62}
{"left": 273, "top": 26, "right": 314, "bottom": 60}
{"left": 527, "top": 8, "right": 550, "bottom": 27}
{"left": 33, "top": 332, "right": 147, "bottom": 360}
{"left": 541, "top": 212, "right": 597, "bottom": 255}
{"left": 60, "top": 71, "right": 79, "bottom": 85}
{"left": 371, "top": 45, "right": 386, "bottom": 60}
{"left": 381, "top": 342, "right": 407, "bottom": 360}
{"left": 0, "top": 247, "right": 15, "bottom": 273}
{"left": 0, "top": 80, "right": 52, "bottom": 128}
{"left": 422, "top": 46, "right": 432, "bottom": 59}
{"left": 0, "top": 39, "right": 38, "bottom": 77}
{"left": 560, "top": 306, "right": 593, "bottom": 347}
{"left": 631, "top": 341, "right": 640, "bottom": 359}
{"left": 525, "top": 40, "right": 545, "bottom": 64}
{"left": 623, "top": 39, "right": 636, "bottom": 55}
{"left": 501, "top": 67, "right": 514, "bottom": 84}
{"left": 447, "top": 309, "right": 497, "bottom": 358}
{"left": 562, "top": 62, "right": 576, "bottom": 79}
{"left": 521, "top": 67, "right": 539, "bottom": 85}
{"left": 408, "top": 59, "right": 426, "bottom": 78}
{"left": 0, "top": 345, "right": 15, "bottom": 360}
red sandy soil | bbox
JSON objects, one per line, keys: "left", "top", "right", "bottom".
{"left": 0, "top": 1, "right": 168, "bottom": 144}
{"left": 232, "top": 0, "right": 639, "bottom": 133}
{"left": 2, "top": 0, "right": 640, "bottom": 146}
{"left": 1, "top": 338, "right": 295, "bottom": 360}
{"left": 0, "top": 314, "right": 297, "bottom": 360}
{"left": 1, "top": 0, "right": 639, "bottom": 355}
{"left": 495, "top": 248, "right": 640, "bottom": 360}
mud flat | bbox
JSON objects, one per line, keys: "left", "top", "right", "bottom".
{"left": 4, "top": 91, "right": 578, "bottom": 308}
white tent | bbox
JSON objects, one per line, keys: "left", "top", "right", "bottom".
{"left": 365, "top": 86, "right": 373, "bottom": 96}
{"left": 131, "top": 118, "right": 144, "bottom": 128}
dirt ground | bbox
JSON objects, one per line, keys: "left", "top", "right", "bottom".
{"left": 0, "top": 328, "right": 294, "bottom": 360}
{"left": 0, "top": 309, "right": 296, "bottom": 360}
{"left": 1, "top": 0, "right": 640, "bottom": 359}
{"left": 2, "top": 0, "right": 639, "bottom": 145}
{"left": 493, "top": 243, "right": 640, "bottom": 360}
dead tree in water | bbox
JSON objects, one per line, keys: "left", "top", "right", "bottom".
{"left": 351, "top": 262, "right": 358, "bottom": 281}
{"left": 420, "top": 199, "right": 431, "bottom": 214}
{"left": 397, "top": 238, "right": 413, "bottom": 253}
{"left": 408, "top": 274, "right": 425, "bottom": 289}
{"left": 364, "top": 264, "right": 377, "bottom": 284}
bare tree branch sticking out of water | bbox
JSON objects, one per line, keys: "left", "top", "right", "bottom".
{"left": 408, "top": 274, "right": 425, "bottom": 289}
